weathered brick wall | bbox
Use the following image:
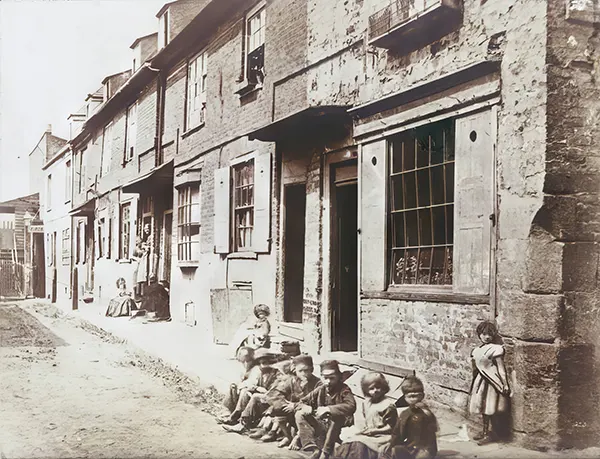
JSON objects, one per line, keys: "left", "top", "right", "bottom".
{"left": 301, "top": 147, "right": 323, "bottom": 354}
{"left": 361, "top": 299, "right": 494, "bottom": 407}
{"left": 168, "top": 0, "right": 210, "bottom": 42}
{"left": 163, "top": 64, "right": 186, "bottom": 149}
{"left": 517, "top": 0, "right": 600, "bottom": 448}
{"left": 301, "top": 0, "right": 553, "bottom": 448}
{"left": 136, "top": 83, "right": 158, "bottom": 160}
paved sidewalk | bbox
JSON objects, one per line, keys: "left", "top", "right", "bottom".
{"left": 48, "top": 299, "right": 599, "bottom": 459}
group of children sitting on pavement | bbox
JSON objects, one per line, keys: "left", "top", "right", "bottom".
{"left": 217, "top": 347, "right": 438, "bottom": 459}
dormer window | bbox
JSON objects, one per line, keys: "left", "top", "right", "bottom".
{"left": 158, "top": 9, "right": 170, "bottom": 49}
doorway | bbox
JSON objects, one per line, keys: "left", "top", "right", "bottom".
{"left": 32, "top": 233, "right": 45, "bottom": 298}
{"left": 331, "top": 161, "right": 358, "bottom": 352}
{"left": 283, "top": 184, "right": 306, "bottom": 323}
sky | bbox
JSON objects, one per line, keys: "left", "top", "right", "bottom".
{"left": 0, "top": 0, "right": 166, "bottom": 202}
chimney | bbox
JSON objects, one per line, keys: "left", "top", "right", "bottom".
{"left": 46, "top": 124, "right": 52, "bottom": 134}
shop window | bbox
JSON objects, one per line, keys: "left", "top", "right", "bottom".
{"left": 389, "top": 119, "right": 454, "bottom": 286}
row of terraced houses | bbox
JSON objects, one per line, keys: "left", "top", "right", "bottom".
{"left": 16, "top": 0, "right": 600, "bottom": 450}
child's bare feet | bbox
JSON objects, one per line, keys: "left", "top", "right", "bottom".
{"left": 277, "top": 437, "right": 291, "bottom": 448}
{"left": 288, "top": 434, "right": 301, "bottom": 451}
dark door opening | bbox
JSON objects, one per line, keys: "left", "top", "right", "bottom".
{"left": 332, "top": 164, "right": 358, "bottom": 352}
{"left": 32, "top": 233, "right": 45, "bottom": 298}
{"left": 283, "top": 184, "right": 306, "bottom": 324}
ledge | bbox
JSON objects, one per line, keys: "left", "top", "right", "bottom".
{"left": 116, "top": 258, "right": 132, "bottom": 264}
{"left": 362, "top": 290, "right": 490, "bottom": 305}
{"left": 181, "top": 122, "right": 205, "bottom": 139}
{"left": 178, "top": 261, "right": 199, "bottom": 269}
{"left": 235, "top": 80, "right": 262, "bottom": 98}
{"left": 226, "top": 251, "right": 258, "bottom": 260}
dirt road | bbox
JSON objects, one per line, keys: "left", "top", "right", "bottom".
{"left": 0, "top": 301, "right": 301, "bottom": 459}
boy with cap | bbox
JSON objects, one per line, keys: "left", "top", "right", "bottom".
{"left": 222, "top": 348, "right": 280, "bottom": 430}
{"left": 292, "top": 359, "right": 356, "bottom": 458}
{"left": 262, "top": 354, "right": 323, "bottom": 446}
{"left": 382, "top": 376, "right": 438, "bottom": 459}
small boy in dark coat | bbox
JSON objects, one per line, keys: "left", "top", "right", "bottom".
{"left": 382, "top": 376, "right": 438, "bottom": 459}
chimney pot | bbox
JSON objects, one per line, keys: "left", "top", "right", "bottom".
{"left": 46, "top": 124, "right": 52, "bottom": 133}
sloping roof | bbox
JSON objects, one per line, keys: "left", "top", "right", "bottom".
{"left": 130, "top": 32, "right": 158, "bottom": 49}
{"left": 0, "top": 193, "right": 40, "bottom": 208}
{"left": 101, "top": 70, "right": 132, "bottom": 85}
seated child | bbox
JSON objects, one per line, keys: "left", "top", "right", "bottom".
{"left": 292, "top": 360, "right": 357, "bottom": 458}
{"left": 221, "top": 346, "right": 257, "bottom": 418}
{"left": 332, "top": 372, "right": 398, "bottom": 459}
{"left": 222, "top": 348, "right": 280, "bottom": 431}
{"left": 382, "top": 376, "right": 438, "bottom": 459}
{"left": 258, "top": 355, "right": 323, "bottom": 447}
{"left": 249, "top": 303, "right": 271, "bottom": 349}
{"left": 105, "top": 277, "right": 137, "bottom": 317}
{"left": 229, "top": 304, "right": 272, "bottom": 359}
{"left": 248, "top": 359, "right": 295, "bottom": 443}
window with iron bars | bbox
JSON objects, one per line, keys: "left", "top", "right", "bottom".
{"left": 232, "top": 160, "right": 254, "bottom": 251}
{"left": 388, "top": 118, "right": 455, "bottom": 286}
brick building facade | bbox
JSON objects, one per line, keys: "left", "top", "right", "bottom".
{"left": 35, "top": 0, "right": 600, "bottom": 450}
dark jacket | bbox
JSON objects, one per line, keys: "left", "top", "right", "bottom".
{"left": 389, "top": 404, "right": 438, "bottom": 456}
{"left": 300, "top": 382, "right": 357, "bottom": 426}
{"left": 267, "top": 374, "right": 322, "bottom": 412}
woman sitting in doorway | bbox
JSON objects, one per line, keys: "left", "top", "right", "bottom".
{"left": 105, "top": 278, "right": 138, "bottom": 318}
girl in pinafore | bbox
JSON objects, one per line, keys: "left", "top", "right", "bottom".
{"left": 469, "top": 320, "right": 511, "bottom": 445}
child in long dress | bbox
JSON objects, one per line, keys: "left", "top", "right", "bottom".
{"left": 331, "top": 372, "right": 398, "bottom": 459}
{"left": 105, "top": 278, "right": 137, "bottom": 317}
{"left": 469, "top": 320, "right": 510, "bottom": 445}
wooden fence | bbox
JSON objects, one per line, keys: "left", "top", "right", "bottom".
{"left": 0, "top": 259, "right": 24, "bottom": 298}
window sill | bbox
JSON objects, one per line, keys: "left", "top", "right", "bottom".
{"left": 362, "top": 289, "right": 490, "bottom": 305}
{"left": 181, "top": 122, "right": 205, "bottom": 139}
{"left": 234, "top": 80, "right": 262, "bottom": 97}
{"left": 178, "top": 261, "right": 199, "bottom": 269}
{"left": 227, "top": 251, "right": 258, "bottom": 260}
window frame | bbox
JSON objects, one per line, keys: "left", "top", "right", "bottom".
{"left": 231, "top": 158, "right": 255, "bottom": 253}
{"left": 387, "top": 118, "right": 456, "bottom": 291}
{"left": 46, "top": 174, "right": 52, "bottom": 211}
{"left": 101, "top": 122, "right": 113, "bottom": 177}
{"left": 177, "top": 184, "right": 201, "bottom": 263}
{"left": 236, "top": 2, "right": 266, "bottom": 93}
{"left": 119, "top": 202, "right": 132, "bottom": 260}
{"left": 61, "top": 228, "right": 70, "bottom": 266}
{"left": 124, "top": 103, "right": 137, "bottom": 163}
{"left": 65, "top": 159, "right": 72, "bottom": 203}
{"left": 185, "top": 51, "right": 208, "bottom": 132}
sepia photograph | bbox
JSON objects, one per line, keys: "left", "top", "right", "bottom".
{"left": 1, "top": 0, "right": 600, "bottom": 458}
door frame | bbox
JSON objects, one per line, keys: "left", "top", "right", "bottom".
{"left": 282, "top": 182, "right": 307, "bottom": 325}
{"left": 321, "top": 148, "right": 359, "bottom": 354}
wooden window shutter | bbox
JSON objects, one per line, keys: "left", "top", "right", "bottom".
{"left": 252, "top": 153, "right": 272, "bottom": 253}
{"left": 213, "top": 166, "right": 231, "bottom": 254}
{"left": 360, "top": 140, "right": 387, "bottom": 291}
{"left": 453, "top": 110, "right": 494, "bottom": 295}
